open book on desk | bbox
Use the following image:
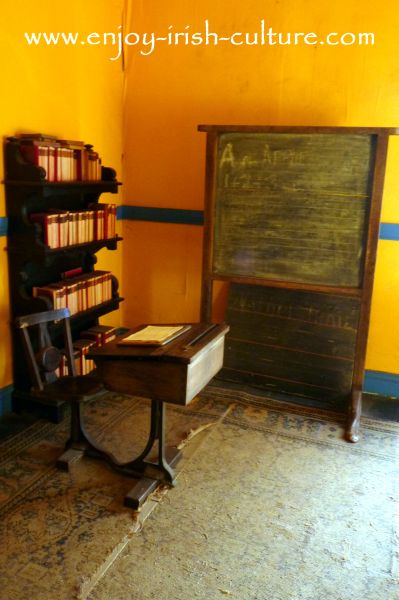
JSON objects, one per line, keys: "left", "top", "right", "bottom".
{"left": 117, "top": 325, "right": 192, "bottom": 346}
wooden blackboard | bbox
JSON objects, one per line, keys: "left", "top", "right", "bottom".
{"left": 214, "top": 133, "right": 376, "bottom": 287}
{"left": 222, "top": 283, "right": 360, "bottom": 408}
{"left": 199, "top": 125, "right": 396, "bottom": 440}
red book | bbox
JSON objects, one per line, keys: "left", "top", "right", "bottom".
{"left": 77, "top": 210, "right": 84, "bottom": 244}
{"left": 82, "top": 211, "right": 88, "bottom": 243}
{"left": 88, "top": 203, "right": 115, "bottom": 239}
{"left": 20, "top": 140, "right": 56, "bottom": 180}
{"left": 79, "top": 326, "right": 116, "bottom": 346}
{"left": 87, "top": 210, "right": 95, "bottom": 242}
{"left": 48, "top": 214, "right": 59, "bottom": 248}
{"left": 73, "top": 339, "right": 96, "bottom": 375}
{"left": 86, "top": 276, "right": 94, "bottom": 309}
{"left": 54, "top": 211, "right": 68, "bottom": 247}
{"left": 47, "top": 145, "right": 58, "bottom": 182}
{"left": 110, "top": 204, "right": 117, "bottom": 237}
{"left": 66, "top": 281, "right": 79, "bottom": 315}
{"left": 77, "top": 280, "right": 86, "bottom": 312}
{"left": 61, "top": 267, "right": 83, "bottom": 280}
{"left": 86, "top": 325, "right": 116, "bottom": 345}
{"left": 92, "top": 209, "right": 105, "bottom": 240}
{"left": 79, "top": 329, "right": 102, "bottom": 346}
{"left": 71, "top": 212, "right": 79, "bottom": 245}
{"left": 57, "top": 140, "right": 85, "bottom": 181}
{"left": 29, "top": 213, "right": 60, "bottom": 248}
{"left": 54, "top": 146, "right": 62, "bottom": 182}
{"left": 32, "top": 283, "right": 66, "bottom": 310}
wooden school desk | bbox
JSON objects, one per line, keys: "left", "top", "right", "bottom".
{"left": 84, "top": 323, "right": 229, "bottom": 509}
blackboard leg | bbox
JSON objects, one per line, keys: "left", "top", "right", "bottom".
{"left": 346, "top": 388, "right": 362, "bottom": 443}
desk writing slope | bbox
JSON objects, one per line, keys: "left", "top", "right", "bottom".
{"left": 199, "top": 125, "right": 398, "bottom": 442}
{"left": 214, "top": 133, "right": 375, "bottom": 287}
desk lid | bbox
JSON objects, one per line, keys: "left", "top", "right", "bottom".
{"left": 88, "top": 323, "right": 229, "bottom": 364}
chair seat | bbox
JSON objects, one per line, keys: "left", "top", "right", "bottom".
{"left": 32, "top": 375, "right": 106, "bottom": 403}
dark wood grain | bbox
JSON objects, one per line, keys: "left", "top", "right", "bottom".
{"left": 221, "top": 283, "right": 359, "bottom": 406}
{"left": 201, "top": 132, "right": 218, "bottom": 322}
{"left": 4, "top": 137, "right": 122, "bottom": 420}
{"left": 89, "top": 323, "right": 230, "bottom": 405}
{"left": 347, "top": 132, "right": 390, "bottom": 441}
{"left": 199, "top": 125, "right": 399, "bottom": 134}
{"left": 209, "top": 274, "right": 362, "bottom": 297}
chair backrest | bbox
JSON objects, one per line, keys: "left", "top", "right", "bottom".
{"left": 15, "top": 308, "right": 77, "bottom": 391}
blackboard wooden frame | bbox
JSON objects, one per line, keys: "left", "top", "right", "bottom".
{"left": 199, "top": 125, "right": 399, "bottom": 442}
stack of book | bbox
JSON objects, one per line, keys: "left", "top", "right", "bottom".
{"left": 72, "top": 339, "right": 97, "bottom": 376}
{"left": 29, "top": 204, "right": 117, "bottom": 248}
{"left": 79, "top": 324, "right": 116, "bottom": 346}
{"left": 17, "top": 133, "right": 103, "bottom": 181}
{"left": 57, "top": 325, "right": 116, "bottom": 377}
{"left": 32, "top": 270, "right": 113, "bottom": 315}
{"left": 89, "top": 203, "right": 117, "bottom": 239}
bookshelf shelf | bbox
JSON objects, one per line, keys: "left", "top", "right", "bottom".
{"left": 7, "top": 236, "right": 123, "bottom": 257}
{"left": 47, "top": 235, "right": 123, "bottom": 254}
{"left": 4, "top": 135, "right": 124, "bottom": 421}
{"left": 4, "top": 180, "right": 122, "bottom": 189}
{"left": 69, "top": 297, "right": 124, "bottom": 325}
{"left": 39, "top": 297, "right": 124, "bottom": 334}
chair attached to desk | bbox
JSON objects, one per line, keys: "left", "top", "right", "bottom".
{"left": 15, "top": 308, "right": 107, "bottom": 469}
{"left": 16, "top": 312, "right": 229, "bottom": 510}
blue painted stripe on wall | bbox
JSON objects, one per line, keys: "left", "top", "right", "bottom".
{"left": 0, "top": 217, "right": 8, "bottom": 237}
{"left": 2, "top": 208, "right": 399, "bottom": 238}
{"left": 0, "top": 384, "right": 13, "bottom": 416}
{"left": 116, "top": 205, "right": 204, "bottom": 225}
{"left": 364, "top": 370, "right": 399, "bottom": 397}
{"left": 115, "top": 208, "right": 399, "bottom": 239}
{"left": 379, "top": 223, "right": 399, "bottom": 241}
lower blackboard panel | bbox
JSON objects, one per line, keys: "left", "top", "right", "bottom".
{"left": 221, "top": 283, "right": 360, "bottom": 409}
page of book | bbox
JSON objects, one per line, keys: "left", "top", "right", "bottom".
{"left": 118, "top": 325, "right": 190, "bottom": 346}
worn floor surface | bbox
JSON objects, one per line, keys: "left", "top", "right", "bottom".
{"left": 88, "top": 386, "right": 399, "bottom": 600}
{"left": 0, "top": 392, "right": 228, "bottom": 599}
{"left": 1, "top": 386, "right": 399, "bottom": 599}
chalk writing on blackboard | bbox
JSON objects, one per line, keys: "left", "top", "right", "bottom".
{"left": 213, "top": 132, "right": 376, "bottom": 287}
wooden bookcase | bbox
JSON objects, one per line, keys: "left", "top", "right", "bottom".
{"left": 199, "top": 125, "right": 399, "bottom": 442}
{"left": 4, "top": 137, "right": 123, "bottom": 421}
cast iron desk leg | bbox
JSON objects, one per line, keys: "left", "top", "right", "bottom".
{"left": 123, "top": 399, "right": 182, "bottom": 510}
{"left": 57, "top": 398, "right": 182, "bottom": 509}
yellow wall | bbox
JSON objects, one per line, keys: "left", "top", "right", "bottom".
{"left": 122, "top": 0, "right": 399, "bottom": 373}
{"left": 2, "top": 0, "right": 399, "bottom": 395}
{"left": 370, "top": 137, "right": 399, "bottom": 373}
{"left": 0, "top": 0, "right": 125, "bottom": 390}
